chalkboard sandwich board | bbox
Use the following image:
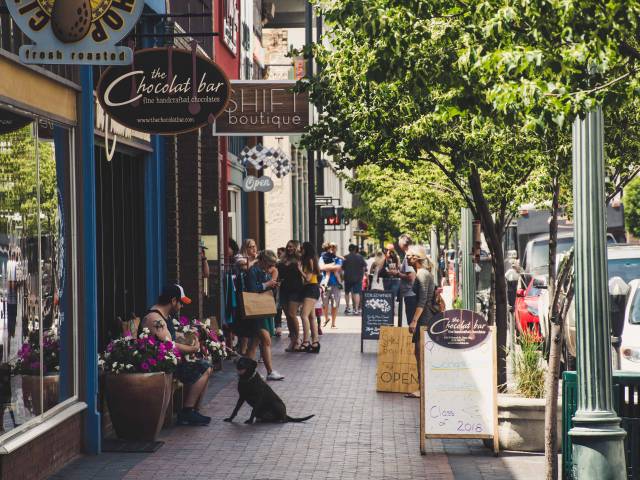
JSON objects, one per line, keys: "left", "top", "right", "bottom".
{"left": 419, "top": 309, "right": 499, "bottom": 456}
{"left": 361, "top": 290, "right": 395, "bottom": 352}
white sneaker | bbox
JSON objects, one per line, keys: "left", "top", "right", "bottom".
{"left": 267, "top": 371, "right": 285, "bottom": 381}
{"left": 344, "top": 307, "right": 352, "bottom": 315}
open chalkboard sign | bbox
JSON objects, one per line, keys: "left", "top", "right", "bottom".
{"left": 361, "top": 290, "right": 395, "bottom": 352}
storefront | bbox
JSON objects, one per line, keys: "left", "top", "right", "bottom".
{"left": 0, "top": 53, "right": 84, "bottom": 479}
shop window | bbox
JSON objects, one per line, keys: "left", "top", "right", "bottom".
{"left": 0, "top": 108, "right": 77, "bottom": 439}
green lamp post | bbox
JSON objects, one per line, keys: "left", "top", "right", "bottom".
{"left": 568, "top": 107, "right": 626, "bottom": 478}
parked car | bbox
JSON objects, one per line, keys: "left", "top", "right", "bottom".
{"left": 515, "top": 275, "right": 546, "bottom": 339}
{"left": 621, "top": 280, "right": 640, "bottom": 371}
{"left": 522, "top": 231, "right": 617, "bottom": 277}
{"left": 562, "top": 245, "right": 640, "bottom": 369}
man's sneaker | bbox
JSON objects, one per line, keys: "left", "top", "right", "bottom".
{"left": 177, "top": 408, "right": 209, "bottom": 426}
{"left": 354, "top": 309, "right": 362, "bottom": 316}
{"left": 344, "top": 307, "right": 352, "bottom": 315}
{"left": 194, "top": 411, "right": 211, "bottom": 423}
{"left": 266, "top": 371, "right": 285, "bottom": 381}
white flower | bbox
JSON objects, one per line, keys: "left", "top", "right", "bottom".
{"left": 55, "top": 366, "right": 60, "bottom": 371}
{"left": 133, "top": 351, "right": 139, "bottom": 356}
{"left": 112, "top": 362, "right": 118, "bottom": 368}
{"left": 126, "top": 364, "right": 133, "bottom": 369}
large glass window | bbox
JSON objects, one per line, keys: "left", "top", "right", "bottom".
{"left": 0, "top": 107, "right": 76, "bottom": 438}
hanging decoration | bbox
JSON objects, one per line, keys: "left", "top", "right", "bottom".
{"left": 239, "top": 144, "right": 292, "bottom": 178}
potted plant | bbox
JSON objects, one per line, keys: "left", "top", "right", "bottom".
{"left": 173, "top": 317, "right": 227, "bottom": 370}
{"left": 492, "top": 331, "right": 560, "bottom": 452}
{"left": 100, "top": 328, "right": 180, "bottom": 441}
{"left": 13, "top": 330, "right": 60, "bottom": 414}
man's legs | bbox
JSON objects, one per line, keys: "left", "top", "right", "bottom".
{"left": 353, "top": 293, "right": 361, "bottom": 312}
{"left": 331, "top": 286, "right": 341, "bottom": 327}
{"left": 184, "top": 368, "right": 212, "bottom": 409}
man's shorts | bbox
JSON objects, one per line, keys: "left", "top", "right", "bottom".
{"left": 322, "top": 285, "right": 342, "bottom": 308}
{"left": 345, "top": 280, "right": 362, "bottom": 295}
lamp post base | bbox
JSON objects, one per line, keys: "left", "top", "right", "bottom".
{"left": 569, "top": 413, "right": 626, "bottom": 480}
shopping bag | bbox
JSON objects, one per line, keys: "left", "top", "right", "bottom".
{"left": 240, "top": 291, "right": 277, "bottom": 319}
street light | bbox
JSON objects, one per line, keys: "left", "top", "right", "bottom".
{"left": 568, "top": 108, "right": 626, "bottom": 478}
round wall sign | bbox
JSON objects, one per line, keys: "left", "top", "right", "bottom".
{"left": 97, "top": 47, "right": 231, "bottom": 135}
{"left": 426, "top": 309, "right": 489, "bottom": 349}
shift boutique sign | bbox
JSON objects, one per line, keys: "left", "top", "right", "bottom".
{"left": 97, "top": 47, "right": 231, "bottom": 135}
{"left": 6, "top": 0, "right": 144, "bottom": 64}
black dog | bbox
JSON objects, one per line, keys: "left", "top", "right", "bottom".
{"left": 224, "top": 357, "right": 314, "bottom": 424}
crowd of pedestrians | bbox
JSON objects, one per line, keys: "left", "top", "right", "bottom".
{"left": 223, "top": 233, "right": 439, "bottom": 397}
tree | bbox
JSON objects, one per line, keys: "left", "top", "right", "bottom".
{"left": 346, "top": 161, "right": 463, "bottom": 245}
{"left": 305, "top": 0, "right": 545, "bottom": 386}
{"left": 626, "top": 177, "right": 640, "bottom": 239}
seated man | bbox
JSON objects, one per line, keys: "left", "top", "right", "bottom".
{"left": 141, "top": 284, "right": 212, "bottom": 426}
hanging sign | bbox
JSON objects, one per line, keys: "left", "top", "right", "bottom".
{"left": 213, "top": 81, "right": 309, "bottom": 136}
{"left": 242, "top": 175, "right": 274, "bottom": 193}
{"left": 419, "top": 310, "right": 498, "bottom": 455}
{"left": 96, "top": 47, "right": 231, "bottom": 135}
{"left": 6, "top": 0, "right": 144, "bottom": 65}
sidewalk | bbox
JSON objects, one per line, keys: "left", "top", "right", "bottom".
{"left": 51, "top": 313, "right": 546, "bottom": 480}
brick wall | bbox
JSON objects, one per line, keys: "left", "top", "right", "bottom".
{"left": 166, "top": 130, "right": 220, "bottom": 320}
{"left": 0, "top": 413, "right": 82, "bottom": 480}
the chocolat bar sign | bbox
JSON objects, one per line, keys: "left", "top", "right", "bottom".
{"left": 427, "top": 309, "right": 489, "bottom": 349}
{"left": 97, "top": 47, "right": 231, "bottom": 135}
{"left": 6, "top": 0, "right": 144, "bottom": 65}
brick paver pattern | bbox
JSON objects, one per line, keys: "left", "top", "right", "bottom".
{"left": 52, "top": 314, "right": 546, "bottom": 480}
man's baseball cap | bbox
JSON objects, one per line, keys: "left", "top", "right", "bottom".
{"left": 162, "top": 284, "right": 192, "bottom": 305}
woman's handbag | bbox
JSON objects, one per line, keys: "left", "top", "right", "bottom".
{"left": 430, "top": 289, "right": 446, "bottom": 314}
{"left": 240, "top": 291, "right": 277, "bottom": 319}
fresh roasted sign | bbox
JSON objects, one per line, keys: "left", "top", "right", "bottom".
{"left": 213, "top": 81, "right": 309, "bottom": 136}
{"left": 6, "top": 0, "right": 144, "bottom": 65}
{"left": 97, "top": 47, "right": 231, "bottom": 135}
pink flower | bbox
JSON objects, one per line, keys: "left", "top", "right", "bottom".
{"left": 179, "top": 316, "right": 189, "bottom": 326}
{"left": 148, "top": 337, "right": 155, "bottom": 345}
{"left": 149, "top": 358, "right": 157, "bottom": 366}
{"left": 141, "top": 362, "right": 149, "bottom": 371}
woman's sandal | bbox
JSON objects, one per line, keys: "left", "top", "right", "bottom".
{"left": 308, "top": 342, "right": 321, "bottom": 354}
{"left": 294, "top": 342, "right": 311, "bottom": 352}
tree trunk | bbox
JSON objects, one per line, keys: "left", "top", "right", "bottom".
{"left": 545, "top": 172, "right": 562, "bottom": 480}
{"left": 468, "top": 168, "right": 508, "bottom": 387}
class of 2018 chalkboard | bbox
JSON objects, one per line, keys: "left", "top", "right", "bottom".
{"left": 419, "top": 309, "right": 499, "bottom": 456}
{"left": 361, "top": 290, "right": 395, "bottom": 352}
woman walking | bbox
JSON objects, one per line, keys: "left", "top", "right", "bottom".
{"left": 277, "top": 240, "right": 304, "bottom": 352}
{"left": 245, "top": 250, "right": 284, "bottom": 381}
{"left": 406, "top": 246, "right": 435, "bottom": 399}
{"left": 299, "top": 242, "right": 321, "bottom": 353}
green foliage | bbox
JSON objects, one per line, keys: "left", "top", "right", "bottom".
{"left": 0, "top": 126, "right": 58, "bottom": 236}
{"left": 346, "top": 161, "right": 463, "bottom": 243}
{"left": 514, "top": 331, "right": 546, "bottom": 399}
{"left": 625, "top": 177, "right": 640, "bottom": 238}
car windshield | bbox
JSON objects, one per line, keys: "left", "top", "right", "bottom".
{"left": 530, "top": 238, "right": 574, "bottom": 271}
{"left": 608, "top": 258, "right": 640, "bottom": 284}
{"left": 528, "top": 278, "right": 547, "bottom": 297}
{"left": 630, "top": 290, "right": 640, "bottom": 325}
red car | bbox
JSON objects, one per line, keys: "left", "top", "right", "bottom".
{"left": 515, "top": 276, "right": 546, "bottom": 340}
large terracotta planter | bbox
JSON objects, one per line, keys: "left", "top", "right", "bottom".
{"left": 21, "top": 374, "right": 59, "bottom": 414}
{"left": 105, "top": 372, "right": 172, "bottom": 441}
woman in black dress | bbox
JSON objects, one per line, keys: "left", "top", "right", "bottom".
{"left": 277, "top": 240, "right": 304, "bottom": 352}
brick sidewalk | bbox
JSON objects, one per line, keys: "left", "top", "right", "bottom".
{"left": 52, "top": 314, "right": 546, "bottom": 480}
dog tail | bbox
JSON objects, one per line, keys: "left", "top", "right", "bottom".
{"left": 286, "top": 414, "right": 314, "bottom": 423}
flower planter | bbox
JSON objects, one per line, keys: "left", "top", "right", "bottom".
{"left": 484, "top": 394, "right": 561, "bottom": 452}
{"left": 21, "top": 374, "right": 59, "bottom": 414}
{"left": 105, "top": 372, "right": 173, "bottom": 442}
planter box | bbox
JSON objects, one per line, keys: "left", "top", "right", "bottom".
{"left": 105, "top": 372, "right": 172, "bottom": 442}
{"left": 485, "top": 394, "right": 562, "bottom": 452}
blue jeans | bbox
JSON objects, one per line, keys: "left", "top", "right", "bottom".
{"left": 403, "top": 295, "right": 417, "bottom": 327}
